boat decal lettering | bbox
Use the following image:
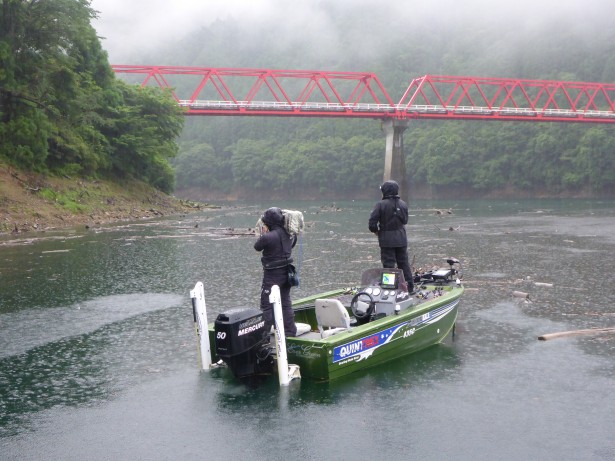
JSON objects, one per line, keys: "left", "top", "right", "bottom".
{"left": 287, "top": 343, "right": 325, "bottom": 359}
{"left": 333, "top": 323, "right": 407, "bottom": 363}
{"left": 237, "top": 320, "right": 265, "bottom": 336}
{"left": 409, "top": 300, "right": 458, "bottom": 328}
{"left": 332, "top": 298, "right": 459, "bottom": 364}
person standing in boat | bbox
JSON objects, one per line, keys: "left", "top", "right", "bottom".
{"left": 254, "top": 207, "right": 298, "bottom": 337}
{"left": 368, "top": 180, "right": 413, "bottom": 292}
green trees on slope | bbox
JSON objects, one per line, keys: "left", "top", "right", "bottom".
{"left": 176, "top": 116, "right": 614, "bottom": 198}
{"left": 0, "top": 0, "right": 183, "bottom": 192}
{"left": 168, "top": 2, "right": 615, "bottom": 198}
{"left": 3, "top": 0, "right": 614, "bottom": 197}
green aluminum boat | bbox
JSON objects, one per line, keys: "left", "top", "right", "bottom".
{"left": 192, "top": 258, "right": 463, "bottom": 383}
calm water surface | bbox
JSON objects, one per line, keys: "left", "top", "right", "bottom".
{"left": 1, "top": 199, "right": 614, "bottom": 460}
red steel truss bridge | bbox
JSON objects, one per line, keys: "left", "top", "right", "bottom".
{"left": 112, "top": 65, "right": 615, "bottom": 124}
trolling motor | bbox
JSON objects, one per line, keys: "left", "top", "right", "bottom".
{"left": 414, "top": 257, "right": 463, "bottom": 284}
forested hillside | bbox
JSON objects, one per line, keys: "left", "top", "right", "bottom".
{"left": 2, "top": 1, "right": 614, "bottom": 202}
{"left": 0, "top": 0, "right": 184, "bottom": 194}
{"left": 153, "top": 1, "right": 615, "bottom": 199}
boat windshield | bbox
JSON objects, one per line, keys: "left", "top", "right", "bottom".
{"left": 361, "top": 268, "right": 404, "bottom": 288}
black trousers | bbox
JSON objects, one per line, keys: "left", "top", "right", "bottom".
{"left": 260, "top": 267, "right": 297, "bottom": 336}
{"left": 380, "top": 246, "right": 413, "bottom": 291}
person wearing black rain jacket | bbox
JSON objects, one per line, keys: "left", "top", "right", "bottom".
{"left": 254, "top": 207, "right": 297, "bottom": 337}
{"left": 368, "top": 180, "right": 413, "bottom": 292}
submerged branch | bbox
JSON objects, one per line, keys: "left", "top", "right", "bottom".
{"left": 538, "top": 327, "right": 615, "bottom": 341}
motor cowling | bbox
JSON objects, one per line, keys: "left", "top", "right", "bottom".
{"left": 214, "top": 307, "right": 273, "bottom": 378}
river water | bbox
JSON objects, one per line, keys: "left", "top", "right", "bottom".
{"left": 1, "top": 199, "right": 614, "bottom": 460}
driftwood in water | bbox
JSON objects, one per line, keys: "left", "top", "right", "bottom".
{"left": 432, "top": 224, "right": 461, "bottom": 231}
{"left": 223, "top": 230, "right": 257, "bottom": 236}
{"left": 512, "top": 291, "right": 530, "bottom": 299}
{"left": 434, "top": 208, "right": 453, "bottom": 215}
{"left": 538, "top": 327, "right": 615, "bottom": 341}
{"left": 201, "top": 227, "right": 257, "bottom": 236}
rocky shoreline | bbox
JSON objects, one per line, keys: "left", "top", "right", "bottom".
{"left": 0, "top": 166, "right": 214, "bottom": 235}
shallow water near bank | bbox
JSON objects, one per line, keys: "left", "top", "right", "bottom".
{"left": 1, "top": 199, "right": 614, "bottom": 460}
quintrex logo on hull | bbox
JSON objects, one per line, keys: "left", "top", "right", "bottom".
{"left": 334, "top": 334, "right": 380, "bottom": 363}
{"left": 332, "top": 324, "right": 407, "bottom": 363}
{"left": 331, "top": 302, "right": 458, "bottom": 364}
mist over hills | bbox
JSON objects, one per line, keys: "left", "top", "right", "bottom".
{"left": 87, "top": 1, "right": 615, "bottom": 199}
{"left": 7, "top": 0, "right": 613, "bottom": 234}
{"left": 101, "top": 0, "right": 615, "bottom": 84}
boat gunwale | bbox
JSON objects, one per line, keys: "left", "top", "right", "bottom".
{"left": 287, "top": 284, "right": 464, "bottom": 345}
{"left": 288, "top": 290, "right": 461, "bottom": 380}
{"left": 206, "top": 284, "right": 463, "bottom": 334}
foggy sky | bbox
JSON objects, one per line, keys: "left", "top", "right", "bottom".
{"left": 91, "top": 0, "right": 613, "bottom": 64}
{"left": 91, "top": 0, "right": 334, "bottom": 62}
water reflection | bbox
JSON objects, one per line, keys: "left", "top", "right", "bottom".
{"left": 210, "top": 341, "right": 462, "bottom": 415}
{"left": 299, "top": 343, "right": 461, "bottom": 400}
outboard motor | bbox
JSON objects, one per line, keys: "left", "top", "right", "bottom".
{"left": 214, "top": 308, "right": 274, "bottom": 378}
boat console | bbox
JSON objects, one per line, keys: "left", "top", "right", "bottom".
{"left": 351, "top": 268, "right": 414, "bottom": 325}
{"left": 351, "top": 259, "right": 462, "bottom": 325}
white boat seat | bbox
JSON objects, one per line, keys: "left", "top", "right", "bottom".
{"left": 315, "top": 298, "right": 351, "bottom": 339}
{"left": 270, "top": 322, "right": 311, "bottom": 336}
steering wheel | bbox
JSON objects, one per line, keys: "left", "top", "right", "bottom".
{"left": 350, "top": 291, "right": 375, "bottom": 323}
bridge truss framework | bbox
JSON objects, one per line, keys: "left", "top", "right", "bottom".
{"left": 112, "top": 65, "right": 615, "bottom": 124}
{"left": 112, "top": 65, "right": 615, "bottom": 199}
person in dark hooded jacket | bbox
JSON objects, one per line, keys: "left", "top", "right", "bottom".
{"left": 368, "top": 180, "right": 413, "bottom": 292}
{"left": 254, "top": 207, "right": 297, "bottom": 337}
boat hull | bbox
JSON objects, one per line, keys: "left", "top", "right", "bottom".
{"left": 206, "top": 284, "right": 463, "bottom": 382}
{"left": 286, "top": 291, "right": 460, "bottom": 381}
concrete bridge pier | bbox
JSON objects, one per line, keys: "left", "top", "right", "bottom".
{"left": 382, "top": 119, "right": 409, "bottom": 201}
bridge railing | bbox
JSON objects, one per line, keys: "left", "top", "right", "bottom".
{"left": 179, "top": 100, "right": 397, "bottom": 112}
{"left": 178, "top": 100, "right": 615, "bottom": 121}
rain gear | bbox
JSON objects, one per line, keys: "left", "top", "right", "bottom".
{"left": 368, "top": 181, "right": 413, "bottom": 290}
{"left": 254, "top": 207, "right": 297, "bottom": 336}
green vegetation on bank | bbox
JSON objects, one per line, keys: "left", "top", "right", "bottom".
{"left": 0, "top": 162, "right": 207, "bottom": 233}
{"left": 0, "top": 0, "right": 184, "bottom": 194}
{"left": 1, "top": 0, "right": 614, "bottom": 201}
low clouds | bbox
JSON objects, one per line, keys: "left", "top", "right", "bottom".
{"left": 91, "top": 0, "right": 265, "bottom": 61}
{"left": 91, "top": 0, "right": 612, "bottom": 63}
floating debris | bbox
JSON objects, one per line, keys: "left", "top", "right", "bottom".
{"left": 538, "top": 327, "right": 615, "bottom": 341}
{"left": 317, "top": 203, "right": 342, "bottom": 212}
{"left": 197, "top": 227, "right": 258, "bottom": 237}
{"left": 512, "top": 290, "right": 530, "bottom": 299}
{"left": 435, "top": 208, "right": 453, "bottom": 216}
{"left": 433, "top": 224, "right": 460, "bottom": 231}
